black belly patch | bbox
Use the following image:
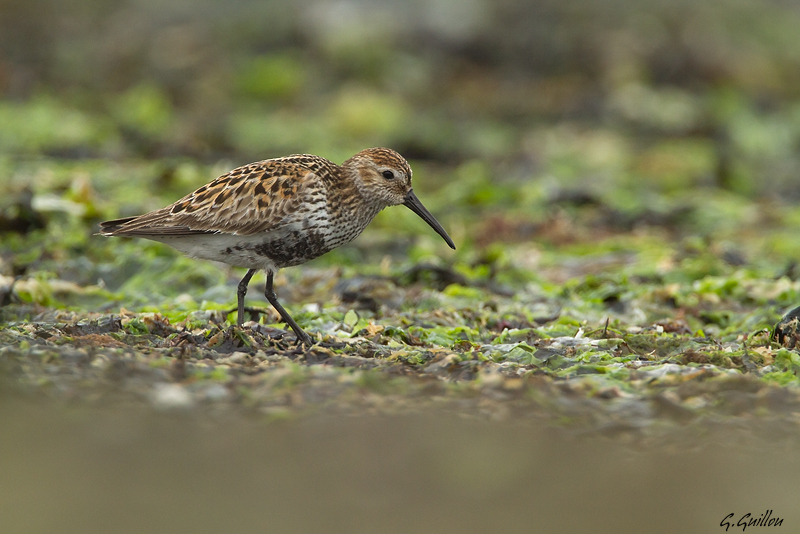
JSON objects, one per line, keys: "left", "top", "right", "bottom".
{"left": 253, "top": 230, "right": 329, "bottom": 267}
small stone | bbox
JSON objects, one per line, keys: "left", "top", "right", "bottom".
{"left": 203, "top": 383, "right": 230, "bottom": 402}
{"left": 216, "top": 351, "right": 250, "bottom": 364}
{"left": 228, "top": 351, "right": 250, "bottom": 363}
{"left": 150, "top": 383, "right": 194, "bottom": 409}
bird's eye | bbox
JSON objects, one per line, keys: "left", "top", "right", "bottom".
{"left": 382, "top": 170, "right": 395, "bottom": 180}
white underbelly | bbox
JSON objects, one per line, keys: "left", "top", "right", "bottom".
{"left": 148, "top": 234, "right": 281, "bottom": 271}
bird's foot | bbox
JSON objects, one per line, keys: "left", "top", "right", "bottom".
{"left": 296, "top": 331, "right": 314, "bottom": 347}
{"left": 242, "top": 322, "right": 313, "bottom": 347}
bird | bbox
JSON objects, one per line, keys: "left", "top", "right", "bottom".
{"left": 99, "top": 147, "right": 455, "bottom": 346}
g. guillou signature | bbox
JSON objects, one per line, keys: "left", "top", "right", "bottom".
{"left": 721, "top": 510, "right": 783, "bottom": 531}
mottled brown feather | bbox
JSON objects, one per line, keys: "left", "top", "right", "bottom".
{"left": 100, "top": 155, "right": 341, "bottom": 238}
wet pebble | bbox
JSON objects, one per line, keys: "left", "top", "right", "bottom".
{"left": 150, "top": 383, "right": 194, "bottom": 409}
{"left": 202, "top": 383, "right": 230, "bottom": 402}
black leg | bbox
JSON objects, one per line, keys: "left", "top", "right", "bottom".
{"left": 237, "top": 269, "right": 257, "bottom": 327}
{"left": 264, "top": 270, "right": 313, "bottom": 346}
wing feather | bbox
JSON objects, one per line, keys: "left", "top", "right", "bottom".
{"left": 99, "top": 156, "right": 333, "bottom": 238}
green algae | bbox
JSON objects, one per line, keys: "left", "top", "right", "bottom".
{"left": 3, "top": 2, "right": 800, "bottom": 433}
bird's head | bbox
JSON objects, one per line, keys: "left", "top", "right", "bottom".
{"left": 343, "top": 148, "right": 455, "bottom": 250}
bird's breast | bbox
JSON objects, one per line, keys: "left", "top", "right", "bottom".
{"left": 166, "top": 197, "right": 382, "bottom": 270}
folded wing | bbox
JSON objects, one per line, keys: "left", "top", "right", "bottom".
{"left": 99, "top": 158, "right": 329, "bottom": 238}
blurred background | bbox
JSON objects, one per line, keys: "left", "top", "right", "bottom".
{"left": 3, "top": 0, "right": 800, "bottom": 187}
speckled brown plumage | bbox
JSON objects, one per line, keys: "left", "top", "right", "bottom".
{"left": 99, "top": 148, "right": 455, "bottom": 346}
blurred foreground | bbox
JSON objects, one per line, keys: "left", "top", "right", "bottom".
{"left": 2, "top": 398, "right": 799, "bottom": 534}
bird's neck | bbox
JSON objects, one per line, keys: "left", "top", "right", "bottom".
{"left": 314, "top": 187, "right": 381, "bottom": 252}
{"left": 338, "top": 166, "right": 385, "bottom": 223}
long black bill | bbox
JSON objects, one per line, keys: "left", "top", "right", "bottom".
{"left": 403, "top": 190, "right": 456, "bottom": 250}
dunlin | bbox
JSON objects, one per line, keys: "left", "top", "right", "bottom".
{"left": 99, "top": 148, "right": 455, "bottom": 345}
